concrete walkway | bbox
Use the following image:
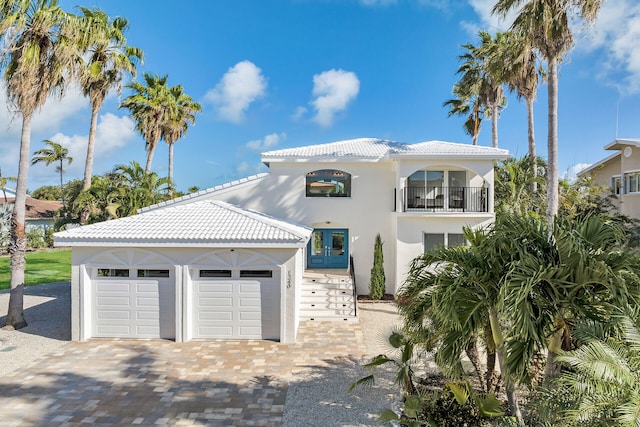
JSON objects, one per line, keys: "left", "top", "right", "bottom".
{"left": 0, "top": 284, "right": 403, "bottom": 426}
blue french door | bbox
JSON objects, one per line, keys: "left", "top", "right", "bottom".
{"left": 307, "top": 229, "right": 349, "bottom": 269}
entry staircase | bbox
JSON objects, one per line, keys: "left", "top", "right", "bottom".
{"left": 300, "top": 269, "right": 358, "bottom": 322}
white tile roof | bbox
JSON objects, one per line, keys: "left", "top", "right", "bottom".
{"left": 262, "top": 137, "right": 509, "bottom": 161}
{"left": 54, "top": 200, "right": 312, "bottom": 248}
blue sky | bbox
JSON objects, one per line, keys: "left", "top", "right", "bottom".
{"left": 2, "top": 0, "right": 640, "bottom": 192}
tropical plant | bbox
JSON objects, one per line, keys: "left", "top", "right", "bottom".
{"left": 31, "top": 184, "right": 62, "bottom": 201}
{"left": 77, "top": 7, "right": 142, "bottom": 196}
{"left": 120, "top": 73, "right": 171, "bottom": 173}
{"left": 0, "top": 0, "right": 86, "bottom": 329}
{"left": 493, "top": 0, "right": 605, "bottom": 224}
{"left": 369, "top": 233, "right": 386, "bottom": 299}
{"left": 110, "top": 161, "right": 171, "bottom": 217}
{"left": 31, "top": 139, "right": 72, "bottom": 208}
{"left": 551, "top": 316, "right": 640, "bottom": 426}
{"left": 445, "top": 31, "right": 507, "bottom": 148}
{"left": 0, "top": 168, "right": 17, "bottom": 203}
{"left": 162, "top": 84, "right": 200, "bottom": 194}
{"left": 494, "top": 155, "right": 546, "bottom": 215}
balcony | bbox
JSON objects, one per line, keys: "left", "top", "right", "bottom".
{"left": 402, "top": 186, "right": 488, "bottom": 213}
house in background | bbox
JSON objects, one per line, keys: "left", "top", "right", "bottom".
{"left": 578, "top": 138, "right": 640, "bottom": 218}
{"left": 0, "top": 196, "right": 63, "bottom": 232}
{"left": 54, "top": 138, "right": 509, "bottom": 343}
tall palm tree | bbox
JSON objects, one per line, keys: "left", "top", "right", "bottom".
{"left": 161, "top": 84, "right": 200, "bottom": 195}
{"left": 0, "top": 0, "right": 85, "bottom": 329}
{"left": 78, "top": 7, "right": 142, "bottom": 195}
{"left": 445, "top": 31, "right": 507, "bottom": 148}
{"left": 120, "top": 73, "right": 171, "bottom": 174}
{"left": 31, "top": 139, "right": 72, "bottom": 208}
{"left": 493, "top": 0, "right": 604, "bottom": 224}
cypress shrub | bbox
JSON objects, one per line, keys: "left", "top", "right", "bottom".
{"left": 369, "top": 233, "right": 386, "bottom": 299}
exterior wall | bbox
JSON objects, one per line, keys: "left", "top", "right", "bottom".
{"left": 588, "top": 155, "right": 622, "bottom": 212}
{"left": 199, "top": 158, "right": 497, "bottom": 294}
{"left": 395, "top": 215, "right": 494, "bottom": 288}
{"left": 207, "top": 161, "right": 398, "bottom": 294}
{"left": 70, "top": 246, "right": 303, "bottom": 343}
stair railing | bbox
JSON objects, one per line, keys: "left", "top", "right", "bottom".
{"left": 349, "top": 255, "right": 357, "bottom": 316}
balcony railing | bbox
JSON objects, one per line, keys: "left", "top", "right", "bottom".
{"left": 402, "top": 186, "right": 488, "bottom": 213}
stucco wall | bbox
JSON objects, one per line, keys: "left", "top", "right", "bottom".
{"left": 70, "top": 246, "right": 302, "bottom": 343}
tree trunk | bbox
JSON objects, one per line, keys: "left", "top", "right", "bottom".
{"left": 5, "top": 113, "right": 33, "bottom": 330}
{"left": 492, "top": 104, "right": 499, "bottom": 148}
{"left": 544, "top": 318, "right": 564, "bottom": 382}
{"left": 168, "top": 142, "right": 174, "bottom": 198}
{"left": 465, "top": 335, "right": 486, "bottom": 393}
{"left": 489, "top": 309, "right": 524, "bottom": 426}
{"left": 484, "top": 321, "right": 497, "bottom": 392}
{"left": 145, "top": 135, "right": 159, "bottom": 174}
{"left": 83, "top": 102, "right": 99, "bottom": 191}
{"left": 546, "top": 57, "right": 559, "bottom": 226}
{"left": 527, "top": 96, "right": 537, "bottom": 193}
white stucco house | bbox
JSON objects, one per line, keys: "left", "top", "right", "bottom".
{"left": 54, "top": 138, "right": 509, "bottom": 343}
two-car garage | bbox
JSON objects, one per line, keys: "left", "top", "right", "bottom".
{"left": 56, "top": 199, "right": 311, "bottom": 344}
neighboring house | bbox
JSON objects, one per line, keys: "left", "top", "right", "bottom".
{"left": 578, "top": 138, "right": 640, "bottom": 218}
{"left": 0, "top": 197, "right": 63, "bottom": 232}
{"left": 54, "top": 138, "right": 509, "bottom": 343}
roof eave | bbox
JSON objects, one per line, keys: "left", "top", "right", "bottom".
{"left": 54, "top": 239, "right": 310, "bottom": 249}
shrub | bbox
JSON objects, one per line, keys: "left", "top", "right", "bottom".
{"left": 26, "top": 228, "right": 46, "bottom": 249}
{"left": 369, "top": 233, "right": 385, "bottom": 299}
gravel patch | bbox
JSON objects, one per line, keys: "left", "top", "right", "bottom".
{"left": 282, "top": 302, "right": 405, "bottom": 427}
{"left": 0, "top": 282, "right": 71, "bottom": 377}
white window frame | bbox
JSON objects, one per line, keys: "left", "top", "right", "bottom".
{"left": 423, "top": 232, "right": 466, "bottom": 252}
{"left": 611, "top": 175, "right": 622, "bottom": 195}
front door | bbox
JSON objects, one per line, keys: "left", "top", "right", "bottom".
{"left": 307, "top": 228, "right": 348, "bottom": 269}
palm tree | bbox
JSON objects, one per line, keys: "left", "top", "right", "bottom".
{"left": 494, "top": 155, "right": 546, "bottom": 215}
{"left": 493, "top": 0, "right": 604, "bottom": 224}
{"left": 553, "top": 316, "right": 640, "bottom": 426}
{"left": 111, "top": 161, "right": 171, "bottom": 216}
{"left": 445, "top": 31, "right": 507, "bottom": 148}
{"left": 502, "top": 32, "right": 540, "bottom": 178}
{"left": 78, "top": 7, "right": 142, "bottom": 196}
{"left": 0, "top": 168, "right": 17, "bottom": 203}
{"left": 120, "top": 73, "right": 171, "bottom": 174}
{"left": 0, "top": 0, "right": 85, "bottom": 329}
{"left": 161, "top": 84, "right": 200, "bottom": 194}
{"left": 31, "top": 139, "right": 72, "bottom": 208}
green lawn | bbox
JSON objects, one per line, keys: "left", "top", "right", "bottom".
{"left": 0, "top": 249, "right": 71, "bottom": 290}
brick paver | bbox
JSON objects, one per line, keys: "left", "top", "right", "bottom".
{"left": 0, "top": 321, "right": 366, "bottom": 426}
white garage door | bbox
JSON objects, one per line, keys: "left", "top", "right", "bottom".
{"left": 192, "top": 269, "right": 279, "bottom": 340}
{"left": 92, "top": 268, "right": 175, "bottom": 339}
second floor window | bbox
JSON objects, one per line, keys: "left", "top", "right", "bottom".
{"left": 306, "top": 169, "right": 351, "bottom": 197}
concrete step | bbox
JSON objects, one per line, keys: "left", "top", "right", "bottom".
{"left": 300, "top": 314, "right": 358, "bottom": 322}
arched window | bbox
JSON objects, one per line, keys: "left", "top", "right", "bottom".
{"left": 306, "top": 169, "right": 351, "bottom": 197}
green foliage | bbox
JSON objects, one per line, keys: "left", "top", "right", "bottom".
{"left": 0, "top": 249, "right": 71, "bottom": 289}
{"left": 369, "top": 233, "right": 386, "bottom": 299}
{"left": 25, "top": 229, "right": 46, "bottom": 249}
{"left": 30, "top": 185, "right": 62, "bottom": 201}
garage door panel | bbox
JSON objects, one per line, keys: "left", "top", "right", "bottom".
{"left": 199, "top": 311, "right": 232, "bottom": 321}
{"left": 192, "top": 274, "right": 279, "bottom": 340}
{"left": 92, "top": 275, "right": 175, "bottom": 339}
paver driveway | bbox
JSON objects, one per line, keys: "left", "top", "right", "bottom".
{"left": 0, "top": 321, "right": 367, "bottom": 426}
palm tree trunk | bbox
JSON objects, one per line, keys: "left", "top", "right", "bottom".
{"left": 83, "top": 103, "right": 99, "bottom": 191}
{"left": 5, "top": 114, "right": 33, "bottom": 330}
{"left": 168, "top": 142, "right": 174, "bottom": 198}
{"left": 145, "top": 136, "right": 159, "bottom": 174}
{"left": 546, "top": 57, "right": 559, "bottom": 226}
{"left": 527, "top": 96, "right": 537, "bottom": 193}
{"left": 492, "top": 104, "right": 499, "bottom": 148}
{"left": 465, "top": 335, "right": 486, "bottom": 393}
{"left": 59, "top": 159, "right": 65, "bottom": 210}
{"left": 484, "top": 321, "right": 497, "bottom": 392}
{"left": 489, "top": 308, "right": 524, "bottom": 426}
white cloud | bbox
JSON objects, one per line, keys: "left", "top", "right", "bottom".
{"left": 291, "top": 106, "right": 307, "bottom": 121}
{"left": 563, "top": 162, "right": 592, "bottom": 182}
{"left": 310, "top": 69, "right": 360, "bottom": 127}
{"left": 577, "top": 0, "right": 640, "bottom": 93}
{"left": 29, "top": 113, "right": 136, "bottom": 181}
{"left": 464, "top": 0, "right": 515, "bottom": 35}
{"left": 205, "top": 60, "right": 267, "bottom": 123}
{"left": 246, "top": 132, "right": 286, "bottom": 152}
